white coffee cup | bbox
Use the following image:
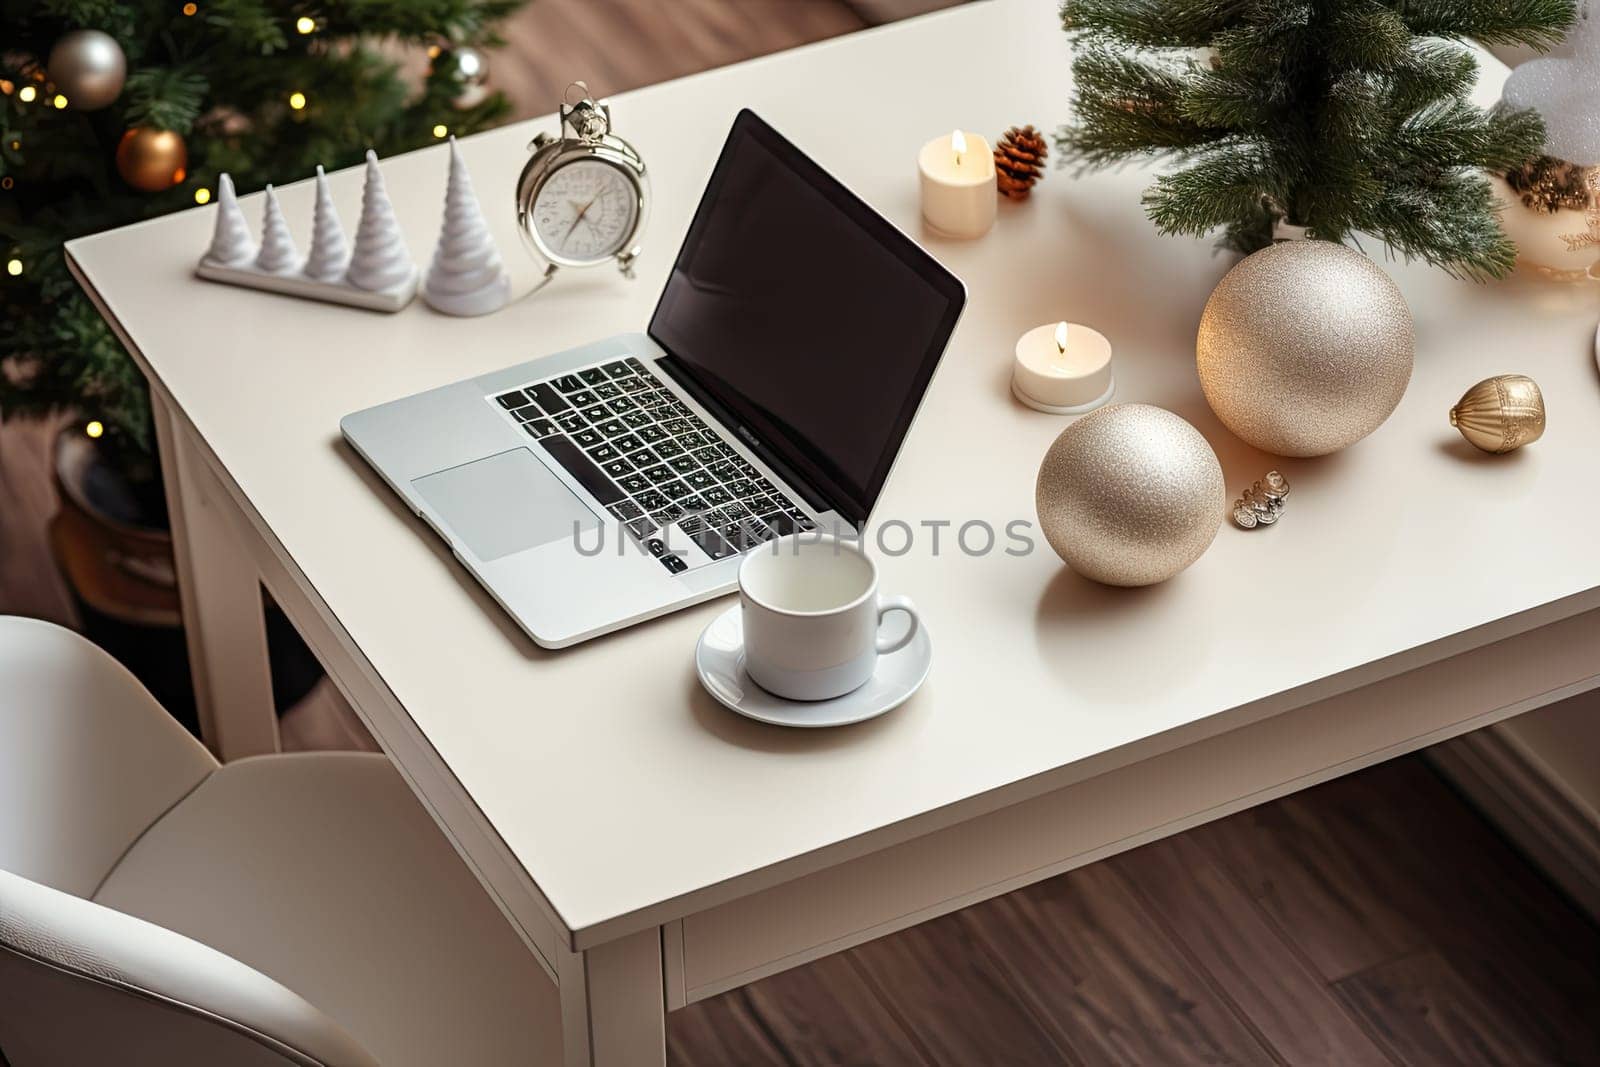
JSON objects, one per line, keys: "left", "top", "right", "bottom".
{"left": 738, "top": 534, "right": 920, "bottom": 702}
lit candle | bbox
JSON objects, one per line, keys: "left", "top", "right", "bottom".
{"left": 918, "top": 129, "right": 996, "bottom": 239}
{"left": 1012, "top": 321, "right": 1116, "bottom": 414}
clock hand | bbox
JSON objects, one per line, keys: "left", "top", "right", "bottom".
{"left": 560, "top": 194, "right": 602, "bottom": 249}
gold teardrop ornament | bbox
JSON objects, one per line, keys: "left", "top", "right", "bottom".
{"left": 1448, "top": 375, "right": 1546, "bottom": 453}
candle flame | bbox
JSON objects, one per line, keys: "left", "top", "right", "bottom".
{"left": 951, "top": 129, "right": 966, "bottom": 164}
{"left": 1054, "top": 322, "right": 1069, "bottom": 354}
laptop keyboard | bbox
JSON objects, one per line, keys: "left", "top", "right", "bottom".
{"left": 491, "top": 357, "right": 817, "bottom": 574}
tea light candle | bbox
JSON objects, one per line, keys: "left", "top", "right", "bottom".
{"left": 918, "top": 129, "right": 996, "bottom": 239}
{"left": 1012, "top": 322, "right": 1116, "bottom": 414}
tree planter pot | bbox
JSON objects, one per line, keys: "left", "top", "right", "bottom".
{"left": 49, "top": 429, "right": 321, "bottom": 740}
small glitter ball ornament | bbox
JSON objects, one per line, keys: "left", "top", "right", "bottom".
{"left": 1449, "top": 374, "right": 1546, "bottom": 453}
{"left": 1196, "top": 241, "right": 1414, "bottom": 457}
{"left": 47, "top": 29, "right": 127, "bottom": 111}
{"left": 1035, "top": 403, "right": 1225, "bottom": 587}
{"left": 115, "top": 127, "right": 188, "bottom": 192}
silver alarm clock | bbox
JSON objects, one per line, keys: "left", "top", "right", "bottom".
{"left": 515, "top": 82, "right": 648, "bottom": 289}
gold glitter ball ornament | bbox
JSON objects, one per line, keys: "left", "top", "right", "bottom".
{"left": 1196, "top": 241, "right": 1414, "bottom": 457}
{"left": 1449, "top": 374, "right": 1546, "bottom": 453}
{"left": 1035, "top": 404, "right": 1225, "bottom": 587}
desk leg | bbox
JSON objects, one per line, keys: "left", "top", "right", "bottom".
{"left": 559, "top": 928, "right": 666, "bottom": 1067}
{"left": 151, "top": 392, "right": 279, "bottom": 760}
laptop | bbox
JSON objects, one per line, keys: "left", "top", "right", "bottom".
{"left": 341, "top": 109, "right": 966, "bottom": 648}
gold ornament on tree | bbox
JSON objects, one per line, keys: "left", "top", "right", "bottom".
{"left": 1197, "top": 241, "right": 1414, "bottom": 457}
{"left": 46, "top": 29, "right": 126, "bottom": 110}
{"left": 1035, "top": 403, "right": 1225, "bottom": 587}
{"left": 994, "top": 125, "right": 1047, "bottom": 199}
{"left": 1449, "top": 375, "right": 1546, "bottom": 453}
{"left": 115, "top": 127, "right": 188, "bottom": 192}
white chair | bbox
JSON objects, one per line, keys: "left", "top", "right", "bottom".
{"left": 0, "top": 616, "right": 560, "bottom": 1066}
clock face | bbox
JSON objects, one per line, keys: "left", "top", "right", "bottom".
{"left": 531, "top": 158, "right": 640, "bottom": 263}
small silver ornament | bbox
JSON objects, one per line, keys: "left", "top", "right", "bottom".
{"left": 431, "top": 42, "right": 491, "bottom": 110}
{"left": 47, "top": 29, "right": 127, "bottom": 111}
{"left": 1035, "top": 403, "right": 1225, "bottom": 586}
{"left": 1231, "top": 470, "right": 1290, "bottom": 529}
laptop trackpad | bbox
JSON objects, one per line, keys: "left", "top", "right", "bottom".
{"left": 412, "top": 448, "right": 600, "bottom": 562}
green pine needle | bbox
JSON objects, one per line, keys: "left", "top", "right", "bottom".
{"left": 1, "top": 0, "right": 520, "bottom": 478}
{"left": 1057, "top": 0, "right": 1576, "bottom": 280}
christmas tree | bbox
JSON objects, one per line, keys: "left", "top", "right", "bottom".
{"left": 1058, "top": 0, "right": 1575, "bottom": 279}
{"left": 0, "top": 1, "right": 518, "bottom": 492}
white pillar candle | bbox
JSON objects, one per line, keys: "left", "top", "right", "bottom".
{"left": 918, "top": 130, "right": 996, "bottom": 239}
{"left": 1012, "top": 322, "right": 1116, "bottom": 414}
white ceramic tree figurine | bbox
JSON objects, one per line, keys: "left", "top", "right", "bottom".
{"left": 304, "top": 165, "right": 349, "bottom": 282}
{"left": 423, "top": 138, "right": 512, "bottom": 316}
{"left": 346, "top": 149, "right": 417, "bottom": 296}
{"left": 255, "top": 185, "right": 300, "bottom": 274}
{"left": 202, "top": 173, "right": 255, "bottom": 268}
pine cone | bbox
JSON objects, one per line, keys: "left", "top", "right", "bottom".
{"left": 995, "top": 125, "right": 1048, "bottom": 200}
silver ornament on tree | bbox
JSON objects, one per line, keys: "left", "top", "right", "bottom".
{"left": 1196, "top": 241, "right": 1414, "bottom": 457}
{"left": 430, "top": 42, "right": 491, "bottom": 109}
{"left": 47, "top": 29, "right": 126, "bottom": 111}
{"left": 1035, "top": 404, "right": 1225, "bottom": 587}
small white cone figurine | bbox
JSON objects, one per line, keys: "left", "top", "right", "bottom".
{"left": 255, "top": 185, "right": 301, "bottom": 274}
{"left": 345, "top": 149, "right": 417, "bottom": 294}
{"left": 423, "top": 137, "right": 512, "bottom": 316}
{"left": 202, "top": 173, "right": 255, "bottom": 268}
{"left": 304, "top": 166, "right": 349, "bottom": 282}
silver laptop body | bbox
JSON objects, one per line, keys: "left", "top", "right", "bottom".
{"left": 342, "top": 111, "right": 963, "bottom": 648}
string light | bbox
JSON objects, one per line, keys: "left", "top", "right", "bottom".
{"left": 17, "top": 86, "right": 36, "bottom": 103}
{"left": 5, "top": 259, "right": 21, "bottom": 276}
{"left": 288, "top": 91, "right": 307, "bottom": 110}
{"left": 182, "top": 2, "right": 197, "bottom": 13}
{"left": 53, "top": 94, "right": 68, "bottom": 109}
{"left": 432, "top": 124, "right": 448, "bottom": 138}
{"left": 0, "top": 80, "right": 13, "bottom": 95}
{"left": 194, "top": 187, "right": 211, "bottom": 204}
{"left": 1, "top": 178, "right": 12, "bottom": 190}
{"left": 85, "top": 420, "right": 104, "bottom": 439}
{"left": 296, "top": 16, "right": 316, "bottom": 34}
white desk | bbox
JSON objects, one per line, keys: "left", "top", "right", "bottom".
{"left": 68, "top": 3, "right": 1600, "bottom": 1062}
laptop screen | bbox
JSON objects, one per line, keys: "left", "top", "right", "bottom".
{"left": 648, "top": 110, "right": 965, "bottom": 527}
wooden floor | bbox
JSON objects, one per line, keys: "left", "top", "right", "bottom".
{"left": 5, "top": 3, "right": 1600, "bottom": 1064}
{"left": 669, "top": 754, "right": 1600, "bottom": 1065}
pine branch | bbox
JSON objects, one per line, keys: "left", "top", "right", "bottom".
{"left": 1327, "top": 4, "right": 1410, "bottom": 70}
{"left": 1144, "top": 142, "right": 1286, "bottom": 234}
{"left": 1394, "top": 0, "right": 1575, "bottom": 47}
{"left": 1059, "top": 49, "right": 1224, "bottom": 162}
{"left": 1388, "top": 41, "right": 1477, "bottom": 112}
{"left": 199, "top": 0, "right": 289, "bottom": 55}
{"left": 316, "top": 0, "right": 521, "bottom": 43}
{"left": 1364, "top": 170, "right": 1518, "bottom": 280}
{"left": 1394, "top": 99, "right": 1545, "bottom": 172}
{"left": 1062, "top": 0, "right": 1256, "bottom": 46}
{"left": 122, "top": 67, "right": 209, "bottom": 133}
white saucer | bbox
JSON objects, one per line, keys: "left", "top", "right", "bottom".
{"left": 694, "top": 605, "right": 932, "bottom": 728}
